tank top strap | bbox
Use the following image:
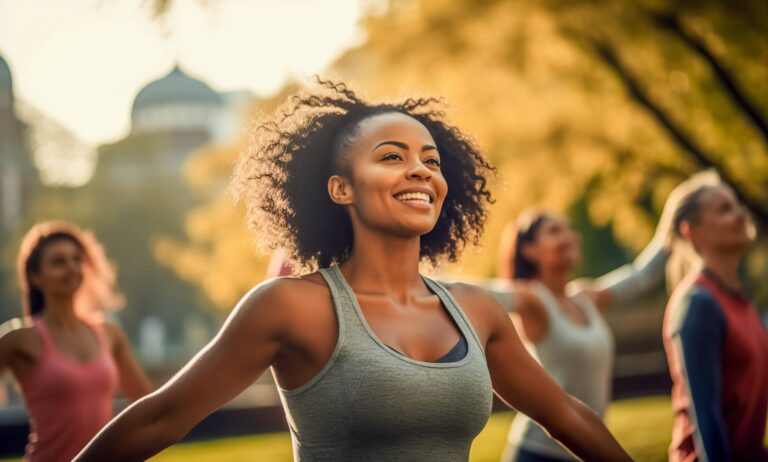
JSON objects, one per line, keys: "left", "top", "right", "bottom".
{"left": 318, "top": 265, "right": 362, "bottom": 336}
{"left": 421, "top": 276, "right": 485, "bottom": 355}
{"left": 530, "top": 281, "right": 565, "bottom": 327}
{"left": 31, "top": 317, "right": 56, "bottom": 353}
{"left": 571, "top": 292, "right": 602, "bottom": 324}
{"left": 31, "top": 317, "right": 110, "bottom": 356}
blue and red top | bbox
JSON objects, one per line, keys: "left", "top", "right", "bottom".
{"left": 664, "top": 269, "right": 768, "bottom": 462}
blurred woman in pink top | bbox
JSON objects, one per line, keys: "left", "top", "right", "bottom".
{"left": 0, "top": 221, "right": 151, "bottom": 462}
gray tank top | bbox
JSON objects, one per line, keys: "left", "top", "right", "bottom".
{"left": 504, "top": 282, "right": 615, "bottom": 461}
{"left": 273, "top": 265, "right": 493, "bottom": 461}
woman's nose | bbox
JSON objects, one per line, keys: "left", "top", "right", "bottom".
{"left": 406, "top": 160, "right": 432, "bottom": 181}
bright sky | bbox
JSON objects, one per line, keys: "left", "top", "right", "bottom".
{"left": 0, "top": 0, "right": 367, "bottom": 145}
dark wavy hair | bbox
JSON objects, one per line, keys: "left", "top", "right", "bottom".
{"left": 497, "top": 210, "right": 552, "bottom": 280}
{"left": 17, "top": 221, "right": 123, "bottom": 319}
{"left": 231, "top": 78, "right": 495, "bottom": 271}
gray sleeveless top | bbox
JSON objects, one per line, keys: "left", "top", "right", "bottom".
{"left": 272, "top": 265, "right": 493, "bottom": 461}
{"left": 503, "top": 282, "right": 614, "bottom": 461}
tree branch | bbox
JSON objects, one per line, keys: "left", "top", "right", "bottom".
{"left": 588, "top": 38, "right": 768, "bottom": 228}
{"left": 650, "top": 12, "right": 768, "bottom": 147}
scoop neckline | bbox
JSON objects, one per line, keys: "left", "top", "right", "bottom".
{"left": 331, "top": 265, "right": 472, "bottom": 369}
{"left": 36, "top": 317, "right": 105, "bottom": 366}
{"left": 533, "top": 281, "right": 593, "bottom": 330}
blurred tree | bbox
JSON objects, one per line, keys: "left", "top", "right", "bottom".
{"left": 330, "top": 0, "right": 767, "bottom": 295}
{"left": 159, "top": 0, "right": 768, "bottom": 310}
{"left": 151, "top": 85, "right": 300, "bottom": 311}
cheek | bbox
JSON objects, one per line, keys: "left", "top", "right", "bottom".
{"left": 434, "top": 171, "right": 448, "bottom": 196}
{"left": 35, "top": 268, "right": 65, "bottom": 288}
{"left": 353, "top": 165, "right": 398, "bottom": 200}
{"left": 431, "top": 173, "right": 448, "bottom": 209}
{"left": 538, "top": 240, "right": 561, "bottom": 260}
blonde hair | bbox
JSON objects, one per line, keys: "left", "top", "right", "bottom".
{"left": 665, "top": 170, "right": 723, "bottom": 289}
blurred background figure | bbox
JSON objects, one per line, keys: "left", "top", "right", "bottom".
{"left": 663, "top": 172, "right": 768, "bottom": 462}
{"left": 0, "top": 221, "right": 151, "bottom": 462}
{"left": 481, "top": 198, "right": 671, "bottom": 462}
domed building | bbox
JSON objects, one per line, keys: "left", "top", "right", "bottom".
{"left": 0, "top": 54, "right": 14, "bottom": 110}
{"left": 130, "top": 66, "right": 223, "bottom": 136}
{"left": 83, "top": 65, "right": 247, "bottom": 361}
{"left": 94, "top": 65, "right": 230, "bottom": 186}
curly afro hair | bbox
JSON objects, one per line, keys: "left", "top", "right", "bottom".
{"left": 231, "top": 77, "right": 495, "bottom": 271}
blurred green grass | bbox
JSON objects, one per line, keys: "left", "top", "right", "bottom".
{"left": 148, "top": 395, "right": 675, "bottom": 462}
{"left": 0, "top": 395, "right": 684, "bottom": 462}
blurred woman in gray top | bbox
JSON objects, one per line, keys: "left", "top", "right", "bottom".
{"left": 489, "top": 197, "right": 679, "bottom": 461}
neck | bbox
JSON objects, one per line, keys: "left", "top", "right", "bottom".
{"left": 701, "top": 250, "right": 742, "bottom": 290}
{"left": 42, "top": 295, "right": 80, "bottom": 328}
{"left": 342, "top": 225, "right": 424, "bottom": 304}
{"left": 537, "top": 267, "right": 570, "bottom": 298}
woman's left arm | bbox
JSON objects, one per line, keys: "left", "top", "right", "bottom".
{"left": 473, "top": 287, "right": 632, "bottom": 462}
{"left": 105, "top": 323, "right": 152, "bottom": 400}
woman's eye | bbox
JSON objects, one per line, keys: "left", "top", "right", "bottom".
{"left": 426, "top": 158, "right": 441, "bottom": 167}
{"left": 383, "top": 153, "right": 402, "bottom": 161}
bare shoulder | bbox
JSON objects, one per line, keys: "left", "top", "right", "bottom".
{"left": 243, "top": 273, "right": 331, "bottom": 312}
{"left": 442, "top": 281, "right": 500, "bottom": 308}
{"left": 232, "top": 273, "right": 334, "bottom": 337}
{"left": 511, "top": 282, "right": 545, "bottom": 314}
{"left": 438, "top": 281, "right": 509, "bottom": 342}
{"left": 0, "top": 317, "right": 39, "bottom": 354}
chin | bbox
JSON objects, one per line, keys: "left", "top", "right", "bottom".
{"left": 722, "top": 240, "right": 752, "bottom": 255}
{"left": 397, "top": 218, "right": 438, "bottom": 235}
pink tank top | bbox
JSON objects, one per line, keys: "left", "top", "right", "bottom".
{"left": 18, "top": 318, "right": 118, "bottom": 462}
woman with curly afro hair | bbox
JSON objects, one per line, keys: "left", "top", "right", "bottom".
{"left": 77, "top": 79, "right": 630, "bottom": 462}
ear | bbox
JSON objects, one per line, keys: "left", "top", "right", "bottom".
{"left": 679, "top": 220, "right": 693, "bottom": 241}
{"left": 328, "top": 175, "right": 354, "bottom": 206}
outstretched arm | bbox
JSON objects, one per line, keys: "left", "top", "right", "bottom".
{"left": 75, "top": 281, "right": 290, "bottom": 461}
{"left": 437, "top": 273, "right": 519, "bottom": 312}
{"left": 590, "top": 238, "right": 669, "bottom": 309}
{"left": 479, "top": 289, "right": 631, "bottom": 462}
{"left": 583, "top": 174, "right": 704, "bottom": 310}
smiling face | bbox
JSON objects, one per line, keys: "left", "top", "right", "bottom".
{"left": 29, "top": 238, "right": 85, "bottom": 304}
{"left": 328, "top": 112, "right": 448, "bottom": 238}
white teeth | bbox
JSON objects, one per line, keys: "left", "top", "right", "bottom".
{"left": 395, "top": 192, "right": 432, "bottom": 203}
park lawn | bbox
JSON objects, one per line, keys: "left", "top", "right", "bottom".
{"left": 9, "top": 395, "right": 761, "bottom": 462}
{"left": 152, "top": 395, "right": 675, "bottom": 462}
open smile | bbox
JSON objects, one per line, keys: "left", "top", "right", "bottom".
{"left": 393, "top": 189, "right": 435, "bottom": 211}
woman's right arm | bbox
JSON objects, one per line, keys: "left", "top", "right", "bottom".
{"left": 0, "top": 318, "right": 29, "bottom": 375}
{"left": 0, "top": 319, "right": 29, "bottom": 406}
{"left": 75, "top": 280, "right": 293, "bottom": 462}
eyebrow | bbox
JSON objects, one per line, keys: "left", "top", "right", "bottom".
{"left": 373, "top": 141, "right": 438, "bottom": 152}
